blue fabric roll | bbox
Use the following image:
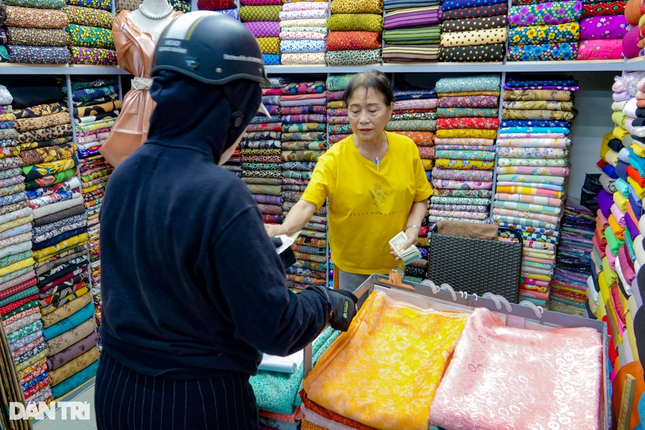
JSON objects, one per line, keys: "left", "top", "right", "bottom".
{"left": 43, "top": 303, "right": 95, "bottom": 340}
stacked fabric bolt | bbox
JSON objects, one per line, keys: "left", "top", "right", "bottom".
{"left": 241, "top": 77, "right": 283, "bottom": 227}
{"left": 67, "top": 77, "right": 120, "bottom": 331}
{"left": 548, "top": 204, "right": 595, "bottom": 316}
{"left": 280, "top": 80, "right": 328, "bottom": 290}
{"left": 494, "top": 75, "right": 579, "bottom": 308}
{"left": 0, "top": 85, "right": 54, "bottom": 405}
{"left": 382, "top": 0, "right": 441, "bottom": 63}
{"left": 4, "top": 2, "right": 70, "bottom": 64}
{"left": 576, "top": 3, "right": 629, "bottom": 60}
{"left": 11, "top": 89, "right": 99, "bottom": 400}
{"left": 240, "top": 3, "right": 283, "bottom": 65}
{"left": 242, "top": 80, "right": 284, "bottom": 226}
{"left": 438, "top": 0, "right": 508, "bottom": 62}
{"left": 326, "top": 74, "right": 353, "bottom": 147}
{"left": 197, "top": 0, "right": 237, "bottom": 18}
{"left": 250, "top": 328, "right": 339, "bottom": 430}
{"left": 62, "top": 5, "right": 115, "bottom": 65}
{"left": 430, "top": 74, "right": 500, "bottom": 224}
{"left": 507, "top": 1, "right": 583, "bottom": 61}
{"left": 0, "top": 5, "right": 9, "bottom": 62}
{"left": 326, "top": 0, "right": 383, "bottom": 66}
{"left": 279, "top": 2, "right": 328, "bottom": 65}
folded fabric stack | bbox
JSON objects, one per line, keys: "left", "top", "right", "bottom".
{"left": 548, "top": 204, "right": 595, "bottom": 316}
{"left": 279, "top": 2, "right": 328, "bottom": 65}
{"left": 577, "top": 5, "right": 628, "bottom": 60}
{"left": 385, "top": 81, "right": 436, "bottom": 280}
{"left": 382, "top": 0, "right": 441, "bottom": 63}
{"left": 326, "top": 0, "right": 383, "bottom": 66}
{"left": 281, "top": 80, "right": 328, "bottom": 290}
{"left": 4, "top": 1, "right": 70, "bottom": 65}
{"left": 439, "top": 0, "right": 508, "bottom": 62}
{"left": 62, "top": 5, "right": 116, "bottom": 65}
{"left": 241, "top": 3, "right": 283, "bottom": 65}
{"left": 495, "top": 75, "right": 579, "bottom": 307}
{"left": 250, "top": 327, "right": 339, "bottom": 430}
{"left": 0, "top": 85, "right": 54, "bottom": 405}
{"left": 242, "top": 77, "right": 284, "bottom": 226}
{"left": 11, "top": 87, "right": 99, "bottom": 400}
{"left": 302, "top": 291, "right": 470, "bottom": 430}
{"left": 507, "top": 1, "right": 583, "bottom": 61}
{"left": 325, "top": 74, "right": 352, "bottom": 148}
{"left": 430, "top": 74, "right": 500, "bottom": 225}
{"left": 67, "top": 77, "right": 119, "bottom": 331}
{"left": 0, "top": 5, "right": 7, "bottom": 62}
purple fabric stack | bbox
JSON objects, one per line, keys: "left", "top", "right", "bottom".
{"left": 577, "top": 14, "right": 630, "bottom": 60}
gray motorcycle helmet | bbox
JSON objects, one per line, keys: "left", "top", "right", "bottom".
{"left": 151, "top": 11, "right": 270, "bottom": 87}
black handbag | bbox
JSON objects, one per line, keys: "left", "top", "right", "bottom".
{"left": 426, "top": 226, "right": 523, "bottom": 303}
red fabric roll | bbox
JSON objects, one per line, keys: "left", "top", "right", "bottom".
{"left": 437, "top": 117, "right": 500, "bottom": 130}
{"left": 197, "top": 0, "right": 236, "bottom": 10}
{"left": 326, "top": 31, "right": 382, "bottom": 51}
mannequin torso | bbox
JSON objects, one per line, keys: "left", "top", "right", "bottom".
{"left": 129, "top": 0, "right": 175, "bottom": 41}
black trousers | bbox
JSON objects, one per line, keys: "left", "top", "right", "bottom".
{"left": 95, "top": 351, "right": 259, "bottom": 430}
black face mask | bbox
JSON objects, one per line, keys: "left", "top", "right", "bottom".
{"left": 147, "top": 70, "right": 261, "bottom": 164}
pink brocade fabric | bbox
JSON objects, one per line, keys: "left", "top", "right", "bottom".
{"left": 428, "top": 308, "right": 603, "bottom": 430}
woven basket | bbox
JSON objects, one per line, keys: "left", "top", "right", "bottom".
{"left": 426, "top": 226, "right": 523, "bottom": 303}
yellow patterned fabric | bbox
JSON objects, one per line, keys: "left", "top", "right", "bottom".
{"left": 34, "top": 233, "right": 88, "bottom": 262}
{"left": 436, "top": 129, "right": 497, "bottom": 139}
{"left": 327, "top": 14, "right": 383, "bottom": 32}
{"left": 257, "top": 37, "right": 281, "bottom": 54}
{"left": 301, "top": 421, "right": 326, "bottom": 430}
{"left": 330, "top": 0, "right": 382, "bottom": 14}
{"left": 303, "top": 291, "right": 469, "bottom": 430}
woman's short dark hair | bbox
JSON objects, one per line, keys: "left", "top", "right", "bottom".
{"left": 342, "top": 70, "right": 394, "bottom": 107}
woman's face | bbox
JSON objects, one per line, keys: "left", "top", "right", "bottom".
{"left": 347, "top": 86, "right": 393, "bottom": 141}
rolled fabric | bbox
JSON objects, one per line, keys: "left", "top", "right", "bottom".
{"left": 262, "top": 54, "right": 281, "bottom": 65}
{"left": 582, "top": 1, "right": 625, "bottom": 18}
{"left": 576, "top": 39, "right": 624, "bottom": 60}
{"left": 439, "top": 43, "right": 505, "bottom": 62}
{"left": 442, "top": 15, "right": 507, "bottom": 32}
{"left": 66, "top": 24, "right": 113, "bottom": 49}
{"left": 62, "top": 6, "right": 113, "bottom": 28}
{"left": 257, "top": 37, "right": 280, "bottom": 54}
{"left": 508, "top": 23, "right": 580, "bottom": 44}
{"left": 280, "top": 29, "right": 327, "bottom": 40}
{"left": 281, "top": 53, "right": 325, "bottom": 64}
{"left": 442, "top": 3, "right": 507, "bottom": 20}
{"left": 508, "top": 42, "right": 578, "bottom": 61}
{"left": 383, "top": 27, "right": 441, "bottom": 44}
{"left": 8, "top": 46, "right": 69, "bottom": 64}
{"left": 239, "top": 5, "right": 282, "bottom": 21}
{"left": 440, "top": 27, "right": 507, "bottom": 47}
{"left": 197, "top": 0, "right": 236, "bottom": 9}
{"left": 508, "top": 1, "right": 583, "bottom": 27}
{"left": 580, "top": 15, "right": 629, "bottom": 39}
{"left": 280, "top": 39, "right": 325, "bottom": 53}
{"left": 442, "top": 0, "right": 506, "bottom": 12}
{"left": 5, "top": 0, "right": 65, "bottom": 7}
{"left": 330, "top": 0, "right": 382, "bottom": 14}
{"left": 279, "top": 9, "right": 327, "bottom": 19}
{"left": 326, "top": 31, "right": 381, "bottom": 51}
{"left": 325, "top": 49, "right": 381, "bottom": 66}
{"left": 611, "top": 203, "right": 627, "bottom": 227}
{"left": 437, "top": 117, "right": 499, "bottom": 130}
{"left": 382, "top": 45, "right": 440, "bottom": 62}
{"left": 5, "top": 6, "right": 68, "bottom": 28}
{"left": 240, "top": 0, "right": 281, "bottom": 5}
{"left": 384, "top": 7, "right": 442, "bottom": 30}
{"left": 327, "top": 14, "right": 383, "bottom": 32}
{"left": 69, "top": 47, "right": 118, "bottom": 65}
{"left": 244, "top": 21, "right": 281, "bottom": 37}
{"left": 282, "top": 2, "right": 328, "bottom": 11}
{"left": 6, "top": 27, "right": 69, "bottom": 46}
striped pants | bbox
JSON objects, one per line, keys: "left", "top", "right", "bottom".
{"left": 95, "top": 351, "right": 259, "bottom": 430}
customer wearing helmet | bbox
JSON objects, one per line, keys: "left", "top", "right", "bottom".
{"left": 95, "top": 12, "right": 357, "bottom": 430}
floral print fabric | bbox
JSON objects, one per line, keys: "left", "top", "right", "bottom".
{"left": 282, "top": 52, "right": 326, "bottom": 64}
{"left": 6, "top": 27, "right": 70, "bottom": 46}
{"left": 576, "top": 39, "right": 624, "bottom": 59}
{"left": 507, "top": 42, "right": 578, "bottom": 60}
{"left": 437, "top": 117, "right": 499, "bottom": 129}
{"left": 508, "top": 2, "right": 583, "bottom": 27}
{"left": 579, "top": 15, "right": 629, "bottom": 39}
{"left": 63, "top": 5, "right": 113, "bottom": 28}
{"left": 280, "top": 40, "right": 325, "bottom": 53}
{"left": 437, "top": 96, "right": 499, "bottom": 108}
{"left": 509, "top": 22, "right": 580, "bottom": 44}
{"left": 5, "top": 6, "right": 69, "bottom": 28}
{"left": 8, "top": 46, "right": 69, "bottom": 64}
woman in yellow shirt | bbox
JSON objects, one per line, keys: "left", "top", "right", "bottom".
{"left": 266, "top": 70, "right": 432, "bottom": 291}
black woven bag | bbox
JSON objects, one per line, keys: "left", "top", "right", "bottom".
{"left": 426, "top": 226, "right": 523, "bottom": 303}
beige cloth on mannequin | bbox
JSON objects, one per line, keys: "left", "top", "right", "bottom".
{"left": 100, "top": 10, "right": 183, "bottom": 167}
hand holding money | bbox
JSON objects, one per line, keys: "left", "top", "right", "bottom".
{"left": 389, "top": 231, "right": 422, "bottom": 265}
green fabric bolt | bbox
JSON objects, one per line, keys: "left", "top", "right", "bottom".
{"left": 66, "top": 24, "right": 114, "bottom": 49}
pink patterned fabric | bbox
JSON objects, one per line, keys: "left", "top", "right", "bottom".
{"left": 429, "top": 308, "right": 603, "bottom": 429}
{"left": 576, "top": 38, "right": 624, "bottom": 59}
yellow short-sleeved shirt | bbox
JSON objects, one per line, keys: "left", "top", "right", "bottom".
{"left": 301, "top": 132, "right": 432, "bottom": 275}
